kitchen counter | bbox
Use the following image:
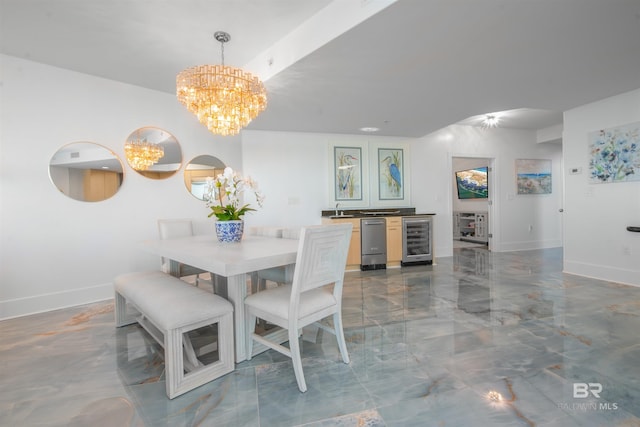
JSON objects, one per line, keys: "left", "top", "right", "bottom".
{"left": 321, "top": 208, "right": 435, "bottom": 270}
{"left": 320, "top": 207, "right": 435, "bottom": 218}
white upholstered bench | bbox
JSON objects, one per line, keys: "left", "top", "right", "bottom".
{"left": 114, "top": 271, "right": 234, "bottom": 399}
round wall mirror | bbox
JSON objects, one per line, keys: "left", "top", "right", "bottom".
{"left": 184, "top": 155, "right": 226, "bottom": 201}
{"left": 49, "top": 141, "right": 124, "bottom": 202}
{"left": 124, "top": 127, "right": 182, "bottom": 179}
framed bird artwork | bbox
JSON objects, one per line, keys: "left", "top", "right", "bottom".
{"left": 378, "top": 148, "right": 404, "bottom": 200}
{"left": 329, "top": 142, "right": 369, "bottom": 207}
{"left": 334, "top": 146, "right": 363, "bottom": 201}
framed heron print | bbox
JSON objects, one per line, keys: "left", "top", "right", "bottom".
{"left": 334, "top": 146, "right": 363, "bottom": 201}
{"left": 378, "top": 148, "right": 403, "bottom": 200}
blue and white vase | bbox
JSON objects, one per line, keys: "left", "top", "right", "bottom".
{"left": 215, "top": 220, "right": 244, "bottom": 242}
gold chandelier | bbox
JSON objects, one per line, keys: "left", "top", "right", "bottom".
{"left": 124, "top": 135, "right": 164, "bottom": 171}
{"left": 176, "top": 31, "right": 267, "bottom": 136}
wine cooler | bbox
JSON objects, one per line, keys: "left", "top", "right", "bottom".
{"left": 401, "top": 216, "right": 433, "bottom": 266}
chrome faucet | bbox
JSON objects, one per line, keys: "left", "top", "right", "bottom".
{"left": 335, "top": 203, "right": 340, "bottom": 216}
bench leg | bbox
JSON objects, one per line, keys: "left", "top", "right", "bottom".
{"left": 182, "top": 333, "right": 203, "bottom": 371}
{"left": 165, "top": 313, "right": 235, "bottom": 399}
{"left": 114, "top": 291, "right": 137, "bottom": 327}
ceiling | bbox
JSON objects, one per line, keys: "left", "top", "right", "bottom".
{"left": 2, "top": 0, "right": 640, "bottom": 138}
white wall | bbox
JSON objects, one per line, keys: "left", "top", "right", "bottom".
{"left": 0, "top": 55, "right": 243, "bottom": 319}
{"left": 242, "top": 126, "right": 563, "bottom": 260}
{"left": 240, "top": 131, "right": 411, "bottom": 227}
{"left": 563, "top": 88, "right": 640, "bottom": 286}
{"left": 410, "top": 125, "right": 564, "bottom": 256}
{"left": 240, "top": 131, "right": 331, "bottom": 228}
{"left": 6, "top": 53, "right": 629, "bottom": 318}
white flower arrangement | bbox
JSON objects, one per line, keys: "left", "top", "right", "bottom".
{"left": 204, "top": 167, "right": 264, "bottom": 221}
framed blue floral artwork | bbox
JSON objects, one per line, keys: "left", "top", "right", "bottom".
{"left": 589, "top": 121, "right": 640, "bottom": 183}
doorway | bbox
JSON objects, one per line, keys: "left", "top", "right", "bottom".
{"left": 451, "top": 156, "right": 495, "bottom": 251}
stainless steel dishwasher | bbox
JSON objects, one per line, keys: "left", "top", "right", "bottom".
{"left": 361, "top": 218, "right": 387, "bottom": 270}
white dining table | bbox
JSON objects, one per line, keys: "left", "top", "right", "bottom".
{"left": 141, "top": 234, "right": 299, "bottom": 362}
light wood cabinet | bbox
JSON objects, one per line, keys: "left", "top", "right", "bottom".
{"left": 322, "top": 217, "right": 361, "bottom": 269}
{"left": 83, "top": 169, "right": 120, "bottom": 202}
{"left": 138, "top": 170, "right": 177, "bottom": 180}
{"left": 386, "top": 216, "right": 403, "bottom": 265}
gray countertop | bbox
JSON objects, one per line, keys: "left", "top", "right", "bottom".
{"left": 321, "top": 207, "right": 435, "bottom": 218}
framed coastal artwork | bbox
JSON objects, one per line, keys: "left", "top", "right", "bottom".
{"left": 516, "top": 159, "right": 552, "bottom": 194}
{"left": 328, "top": 142, "right": 369, "bottom": 207}
{"left": 588, "top": 121, "right": 640, "bottom": 184}
{"left": 378, "top": 148, "right": 404, "bottom": 200}
{"left": 328, "top": 141, "right": 410, "bottom": 207}
{"left": 334, "top": 146, "right": 363, "bottom": 201}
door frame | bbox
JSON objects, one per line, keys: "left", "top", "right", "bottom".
{"left": 450, "top": 155, "right": 497, "bottom": 251}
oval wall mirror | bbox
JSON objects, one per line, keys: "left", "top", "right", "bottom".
{"left": 124, "top": 127, "right": 182, "bottom": 179}
{"left": 49, "top": 141, "right": 124, "bottom": 202}
{"left": 184, "top": 155, "right": 226, "bottom": 201}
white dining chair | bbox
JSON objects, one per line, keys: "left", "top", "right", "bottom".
{"left": 244, "top": 223, "right": 352, "bottom": 392}
{"left": 248, "top": 227, "right": 300, "bottom": 293}
{"left": 157, "top": 219, "right": 212, "bottom": 288}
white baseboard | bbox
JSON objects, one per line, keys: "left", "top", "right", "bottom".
{"left": 0, "top": 282, "right": 114, "bottom": 321}
{"left": 563, "top": 260, "right": 640, "bottom": 288}
{"left": 496, "top": 239, "right": 562, "bottom": 252}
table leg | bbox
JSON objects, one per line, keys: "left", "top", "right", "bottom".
{"left": 168, "top": 260, "right": 180, "bottom": 277}
{"left": 284, "top": 264, "right": 295, "bottom": 282}
{"left": 225, "top": 273, "right": 248, "bottom": 362}
{"left": 212, "top": 275, "right": 228, "bottom": 299}
{"left": 215, "top": 272, "right": 292, "bottom": 363}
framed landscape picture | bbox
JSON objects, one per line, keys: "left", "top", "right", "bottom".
{"left": 516, "top": 159, "right": 552, "bottom": 194}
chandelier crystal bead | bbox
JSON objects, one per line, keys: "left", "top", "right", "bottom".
{"left": 124, "top": 139, "right": 164, "bottom": 171}
{"left": 176, "top": 32, "right": 267, "bottom": 136}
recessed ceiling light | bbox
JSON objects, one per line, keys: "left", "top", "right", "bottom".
{"left": 481, "top": 114, "right": 500, "bottom": 129}
{"left": 359, "top": 127, "right": 380, "bottom": 132}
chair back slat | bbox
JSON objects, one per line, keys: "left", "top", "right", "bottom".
{"left": 247, "top": 226, "right": 283, "bottom": 238}
{"left": 158, "top": 219, "right": 194, "bottom": 240}
{"left": 291, "top": 224, "right": 352, "bottom": 295}
{"left": 282, "top": 227, "right": 301, "bottom": 240}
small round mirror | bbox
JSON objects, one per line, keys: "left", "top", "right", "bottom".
{"left": 49, "top": 142, "right": 124, "bottom": 202}
{"left": 124, "top": 127, "right": 182, "bottom": 179}
{"left": 184, "top": 155, "right": 226, "bottom": 201}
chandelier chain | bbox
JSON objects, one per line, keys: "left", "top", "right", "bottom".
{"left": 214, "top": 31, "right": 230, "bottom": 65}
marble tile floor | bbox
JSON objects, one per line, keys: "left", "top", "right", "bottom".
{"left": 452, "top": 239, "right": 488, "bottom": 249}
{"left": 2, "top": 247, "right": 639, "bottom": 427}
